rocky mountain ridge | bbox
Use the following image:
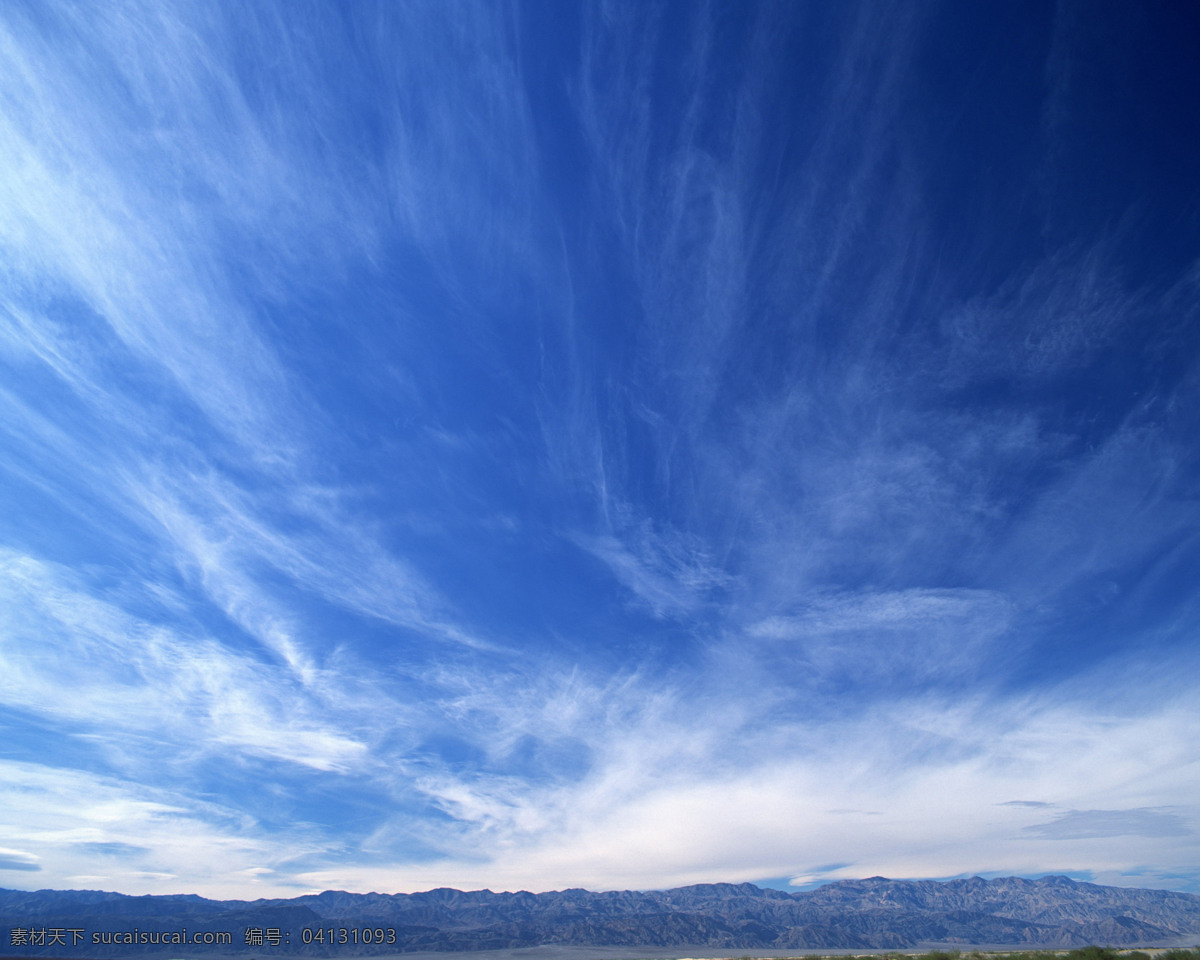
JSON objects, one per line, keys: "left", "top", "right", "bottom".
{"left": 3, "top": 875, "right": 1199, "bottom": 955}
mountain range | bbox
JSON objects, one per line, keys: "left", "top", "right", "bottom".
{"left": 4, "top": 876, "right": 1200, "bottom": 956}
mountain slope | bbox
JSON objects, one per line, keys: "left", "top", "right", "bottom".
{"left": 3, "top": 875, "right": 1199, "bottom": 955}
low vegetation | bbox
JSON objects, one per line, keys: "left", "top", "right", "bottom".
{"left": 730, "top": 948, "right": 1200, "bottom": 960}
{"left": 916, "top": 948, "right": 1200, "bottom": 960}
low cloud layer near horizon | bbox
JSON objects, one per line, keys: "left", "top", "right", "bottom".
{"left": 1, "top": 0, "right": 1198, "bottom": 898}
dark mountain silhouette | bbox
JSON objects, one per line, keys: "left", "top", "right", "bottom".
{"left": 3, "top": 875, "right": 1199, "bottom": 956}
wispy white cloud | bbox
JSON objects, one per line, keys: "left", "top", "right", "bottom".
{"left": 572, "top": 520, "right": 729, "bottom": 618}
{"left": 0, "top": 0, "right": 529, "bottom": 653}
{"left": 291, "top": 676, "right": 1200, "bottom": 894}
{"left": 745, "top": 588, "right": 1015, "bottom": 688}
{"left": 0, "top": 45, "right": 290, "bottom": 461}
{"left": 309, "top": 610, "right": 1200, "bottom": 891}
{"left": 0, "top": 549, "right": 367, "bottom": 772}
{"left": 0, "top": 847, "right": 40, "bottom": 872}
{"left": 1026, "top": 808, "right": 1192, "bottom": 841}
{"left": 128, "top": 465, "right": 487, "bottom": 659}
{"left": 3, "top": 519, "right": 1198, "bottom": 894}
{"left": 0, "top": 758, "right": 329, "bottom": 898}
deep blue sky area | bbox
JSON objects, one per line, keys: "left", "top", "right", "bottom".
{"left": 0, "top": 0, "right": 1198, "bottom": 898}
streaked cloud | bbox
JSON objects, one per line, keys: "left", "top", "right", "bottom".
{"left": 1026, "top": 809, "right": 1193, "bottom": 841}
{"left": 0, "top": 849, "right": 40, "bottom": 872}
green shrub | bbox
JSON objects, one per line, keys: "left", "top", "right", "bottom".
{"left": 1065, "top": 947, "right": 1118, "bottom": 960}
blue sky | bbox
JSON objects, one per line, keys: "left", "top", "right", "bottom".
{"left": 1, "top": 0, "right": 1198, "bottom": 898}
